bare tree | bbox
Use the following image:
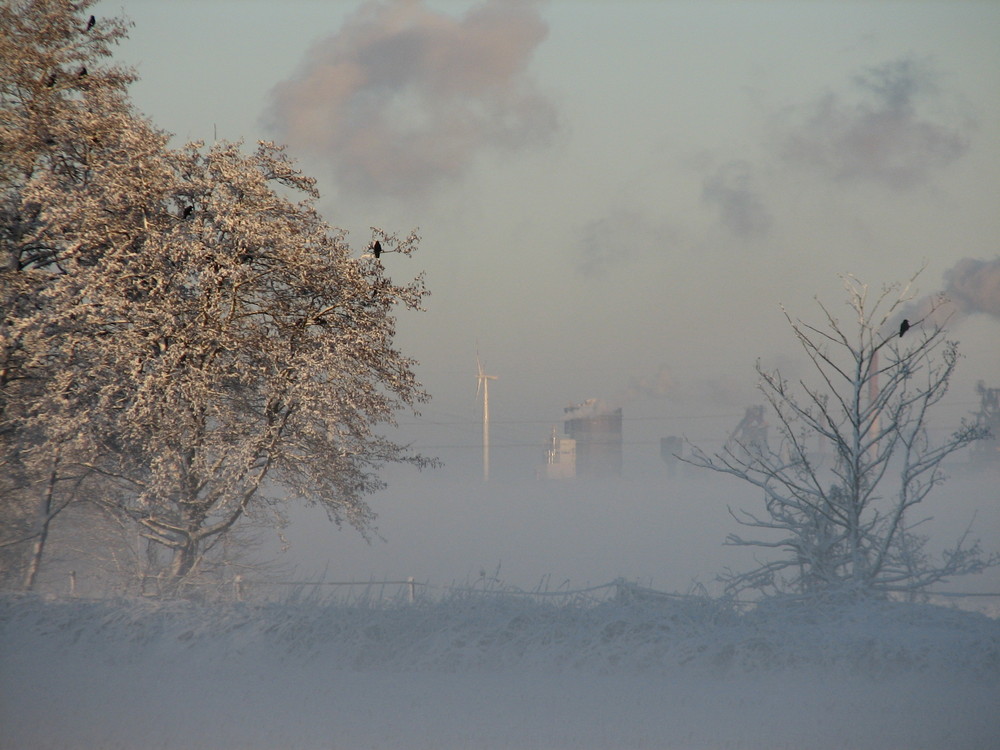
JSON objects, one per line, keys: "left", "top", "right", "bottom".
{"left": 2, "top": 0, "right": 435, "bottom": 595}
{"left": 686, "top": 273, "right": 995, "bottom": 599}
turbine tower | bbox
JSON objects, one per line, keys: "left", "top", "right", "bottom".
{"left": 476, "top": 352, "right": 498, "bottom": 482}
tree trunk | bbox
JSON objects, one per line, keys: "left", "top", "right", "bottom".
{"left": 22, "top": 453, "right": 61, "bottom": 591}
{"left": 164, "top": 536, "right": 200, "bottom": 595}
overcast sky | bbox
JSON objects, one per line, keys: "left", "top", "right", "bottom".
{"left": 90, "top": 0, "right": 1000, "bottom": 588}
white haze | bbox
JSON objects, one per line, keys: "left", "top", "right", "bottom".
{"left": 276, "top": 464, "right": 1000, "bottom": 599}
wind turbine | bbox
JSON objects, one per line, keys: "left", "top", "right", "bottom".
{"left": 476, "top": 352, "right": 498, "bottom": 482}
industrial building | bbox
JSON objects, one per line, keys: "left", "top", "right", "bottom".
{"left": 971, "top": 382, "right": 1000, "bottom": 468}
{"left": 537, "top": 428, "right": 576, "bottom": 480}
{"left": 539, "top": 399, "right": 622, "bottom": 479}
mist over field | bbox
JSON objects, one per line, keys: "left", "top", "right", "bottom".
{"left": 4, "top": 581, "right": 1000, "bottom": 750}
{"left": 272, "top": 459, "right": 1000, "bottom": 601}
{"left": 5, "top": 2, "right": 1000, "bottom": 748}
{"left": 6, "top": 459, "right": 998, "bottom": 749}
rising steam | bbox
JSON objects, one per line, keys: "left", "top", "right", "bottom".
{"left": 942, "top": 257, "right": 1000, "bottom": 319}
{"left": 900, "top": 256, "right": 1000, "bottom": 330}
{"left": 563, "top": 398, "right": 617, "bottom": 420}
{"left": 262, "top": 0, "right": 557, "bottom": 197}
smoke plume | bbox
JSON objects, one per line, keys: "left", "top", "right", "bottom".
{"left": 942, "top": 257, "right": 1000, "bottom": 319}
{"left": 563, "top": 399, "right": 617, "bottom": 420}
{"left": 618, "top": 366, "right": 747, "bottom": 411}
{"left": 701, "top": 160, "right": 771, "bottom": 238}
{"left": 778, "top": 57, "right": 972, "bottom": 189}
{"left": 900, "top": 257, "right": 1000, "bottom": 330}
{"left": 262, "top": 0, "right": 557, "bottom": 197}
{"left": 623, "top": 365, "right": 676, "bottom": 401}
{"left": 575, "top": 210, "right": 674, "bottom": 277}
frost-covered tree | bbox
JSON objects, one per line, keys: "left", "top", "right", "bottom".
{"left": 686, "top": 273, "right": 995, "bottom": 599}
{"left": 1, "top": 0, "right": 434, "bottom": 594}
{"left": 1, "top": 0, "right": 138, "bottom": 588}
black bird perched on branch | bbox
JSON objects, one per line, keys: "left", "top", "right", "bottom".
{"left": 78, "top": 66, "right": 87, "bottom": 77}
{"left": 86, "top": 15, "right": 95, "bottom": 32}
{"left": 371, "top": 240, "right": 382, "bottom": 258}
{"left": 182, "top": 205, "right": 193, "bottom": 219}
{"left": 899, "top": 319, "right": 910, "bottom": 338}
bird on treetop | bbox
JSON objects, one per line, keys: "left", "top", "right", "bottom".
{"left": 86, "top": 15, "right": 95, "bottom": 32}
{"left": 371, "top": 240, "right": 382, "bottom": 258}
{"left": 899, "top": 319, "right": 910, "bottom": 338}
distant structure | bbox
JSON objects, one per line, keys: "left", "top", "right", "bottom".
{"left": 971, "top": 381, "right": 1000, "bottom": 468}
{"left": 563, "top": 399, "right": 622, "bottom": 478}
{"left": 726, "top": 405, "right": 769, "bottom": 456}
{"left": 536, "top": 399, "right": 623, "bottom": 479}
{"left": 537, "top": 428, "right": 576, "bottom": 480}
{"left": 660, "top": 436, "right": 683, "bottom": 476}
{"left": 476, "top": 353, "right": 498, "bottom": 482}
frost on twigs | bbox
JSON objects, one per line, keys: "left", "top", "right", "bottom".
{"left": 1, "top": 0, "right": 435, "bottom": 596}
{"left": 684, "top": 271, "right": 996, "bottom": 600}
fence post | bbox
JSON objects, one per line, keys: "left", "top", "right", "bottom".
{"left": 407, "top": 576, "right": 415, "bottom": 604}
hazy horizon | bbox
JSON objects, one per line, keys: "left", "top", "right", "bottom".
{"left": 85, "top": 0, "right": 1000, "bottom": 595}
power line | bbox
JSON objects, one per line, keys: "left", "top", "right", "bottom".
{"left": 398, "top": 412, "right": 748, "bottom": 428}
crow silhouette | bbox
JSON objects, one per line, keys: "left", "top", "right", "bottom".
{"left": 78, "top": 66, "right": 87, "bottom": 77}
{"left": 899, "top": 319, "right": 910, "bottom": 338}
{"left": 182, "top": 205, "right": 193, "bottom": 219}
{"left": 371, "top": 240, "right": 382, "bottom": 258}
{"left": 86, "top": 15, "right": 95, "bottom": 32}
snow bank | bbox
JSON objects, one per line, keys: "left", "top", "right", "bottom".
{"left": 3, "top": 589, "right": 996, "bottom": 676}
{"left": 2, "top": 591, "right": 999, "bottom": 749}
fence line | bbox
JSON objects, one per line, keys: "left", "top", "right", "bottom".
{"left": 233, "top": 577, "right": 719, "bottom": 606}
{"left": 925, "top": 591, "right": 1000, "bottom": 598}
{"left": 234, "top": 576, "right": 1000, "bottom": 606}
{"left": 55, "top": 569, "right": 1000, "bottom": 608}
{"left": 234, "top": 575, "right": 425, "bottom": 603}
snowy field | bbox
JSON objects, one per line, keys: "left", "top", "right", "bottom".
{"left": 2, "top": 590, "right": 999, "bottom": 750}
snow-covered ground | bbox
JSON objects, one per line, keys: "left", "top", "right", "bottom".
{"left": 2, "top": 589, "right": 998, "bottom": 749}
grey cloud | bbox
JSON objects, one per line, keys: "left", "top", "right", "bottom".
{"left": 778, "top": 58, "right": 972, "bottom": 189}
{"left": 575, "top": 210, "right": 672, "bottom": 278}
{"left": 701, "top": 160, "right": 771, "bottom": 238}
{"left": 262, "top": 0, "right": 557, "bottom": 197}
{"left": 618, "top": 366, "right": 747, "bottom": 411}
